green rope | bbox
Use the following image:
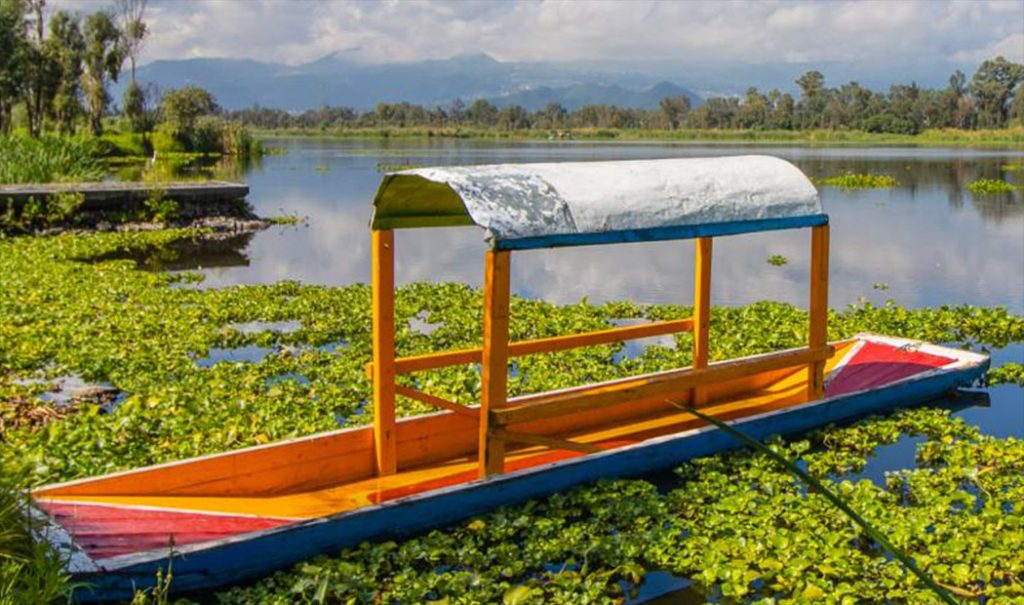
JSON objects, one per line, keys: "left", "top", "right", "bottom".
{"left": 670, "top": 401, "right": 959, "bottom": 605}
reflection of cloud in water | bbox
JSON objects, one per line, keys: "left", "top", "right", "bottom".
{"left": 190, "top": 143, "right": 1023, "bottom": 314}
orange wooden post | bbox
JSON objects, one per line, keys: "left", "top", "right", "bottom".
{"left": 691, "top": 237, "right": 713, "bottom": 406}
{"left": 808, "top": 224, "right": 830, "bottom": 400}
{"left": 372, "top": 229, "right": 397, "bottom": 476}
{"left": 479, "top": 250, "right": 511, "bottom": 478}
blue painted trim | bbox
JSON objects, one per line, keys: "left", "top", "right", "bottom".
{"left": 494, "top": 214, "right": 829, "bottom": 251}
{"left": 71, "top": 357, "right": 984, "bottom": 602}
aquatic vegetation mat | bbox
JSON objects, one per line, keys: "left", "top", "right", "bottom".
{"left": 815, "top": 173, "right": 898, "bottom": 189}
{"left": 0, "top": 229, "right": 1021, "bottom": 602}
{"left": 967, "top": 178, "right": 1021, "bottom": 195}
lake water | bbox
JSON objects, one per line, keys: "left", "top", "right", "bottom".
{"left": 169, "top": 137, "right": 1023, "bottom": 432}
{"left": 162, "top": 139, "right": 1021, "bottom": 600}
{"left": 187, "top": 140, "right": 1024, "bottom": 315}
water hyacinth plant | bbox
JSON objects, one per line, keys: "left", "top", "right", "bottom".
{"left": 815, "top": 172, "right": 898, "bottom": 189}
{"left": 0, "top": 228, "right": 1021, "bottom": 603}
{"left": 967, "top": 178, "right": 1020, "bottom": 195}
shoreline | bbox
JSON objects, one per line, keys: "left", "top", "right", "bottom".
{"left": 252, "top": 127, "right": 1024, "bottom": 149}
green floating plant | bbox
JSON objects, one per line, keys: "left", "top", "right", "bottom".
{"left": 0, "top": 229, "right": 1021, "bottom": 602}
{"left": 967, "top": 179, "right": 1020, "bottom": 195}
{"left": 675, "top": 403, "right": 958, "bottom": 605}
{"left": 816, "top": 172, "right": 898, "bottom": 188}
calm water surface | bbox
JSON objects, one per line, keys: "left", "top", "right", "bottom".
{"left": 175, "top": 138, "right": 1022, "bottom": 423}
{"left": 200, "top": 140, "right": 1024, "bottom": 313}
{"left": 168, "top": 140, "right": 1021, "bottom": 600}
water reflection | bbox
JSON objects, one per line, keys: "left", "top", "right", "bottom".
{"left": 111, "top": 154, "right": 259, "bottom": 183}
{"left": 180, "top": 140, "right": 1022, "bottom": 314}
{"left": 88, "top": 232, "right": 257, "bottom": 272}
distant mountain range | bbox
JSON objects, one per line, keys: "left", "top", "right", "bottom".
{"left": 128, "top": 51, "right": 974, "bottom": 113}
{"left": 129, "top": 52, "right": 703, "bottom": 111}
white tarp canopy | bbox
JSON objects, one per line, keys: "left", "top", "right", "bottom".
{"left": 371, "top": 155, "right": 825, "bottom": 250}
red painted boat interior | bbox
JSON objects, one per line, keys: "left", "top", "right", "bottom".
{"left": 825, "top": 341, "right": 954, "bottom": 397}
{"left": 38, "top": 502, "right": 291, "bottom": 560}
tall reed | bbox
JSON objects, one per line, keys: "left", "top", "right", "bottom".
{"left": 0, "top": 136, "right": 106, "bottom": 184}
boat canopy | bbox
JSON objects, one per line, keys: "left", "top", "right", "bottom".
{"left": 371, "top": 155, "right": 825, "bottom": 250}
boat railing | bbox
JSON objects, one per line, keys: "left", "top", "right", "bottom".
{"left": 369, "top": 224, "right": 830, "bottom": 479}
{"left": 366, "top": 317, "right": 695, "bottom": 376}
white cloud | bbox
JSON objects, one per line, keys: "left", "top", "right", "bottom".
{"left": 51, "top": 0, "right": 1024, "bottom": 69}
{"left": 952, "top": 33, "right": 1024, "bottom": 63}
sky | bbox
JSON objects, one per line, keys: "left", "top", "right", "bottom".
{"left": 59, "top": 0, "right": 1023, "bottom": 71}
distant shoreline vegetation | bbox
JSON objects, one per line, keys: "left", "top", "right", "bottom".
{"left": 230, "top": 57, "right": 1024, "bottom": 141}
{"left": 253, "top": 126, "right": 1024, "bottom": 147}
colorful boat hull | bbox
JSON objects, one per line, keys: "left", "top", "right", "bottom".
{"left": 32, "top": 334, "right": 988, "bottom": 602}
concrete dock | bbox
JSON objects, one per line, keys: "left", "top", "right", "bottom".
{"left": 0, "top": 181, "right": 249, "bottom": 209}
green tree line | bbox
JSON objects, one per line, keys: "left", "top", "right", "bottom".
{"left": 0, "top": 0, "right": 260, "bottom": 158}
{"left": 228, "top": 58, "right": 1024, "bottom": 134}
{"left": 0, "top": 0, "right": 149, "bottom": 137}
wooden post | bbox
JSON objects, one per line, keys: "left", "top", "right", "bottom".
{"left": 691, "top": 237, "right": 712, "bottom": 406}
{"left": 479, "top": 250, "right": 511, "bottom": 478}
{"left": 808, "top": 224, "right": 830, "bottom": 400}
{"left": 372, "top": 230, "right": 397, "bottom": 476}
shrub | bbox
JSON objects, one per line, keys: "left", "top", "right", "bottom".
{"left": 861, "top": 114, "right": 920, "bottom": 135}
{"left": 143, "top": 188, "right": 179, "bottom": 222}
{"left": 151, "top": 124, "right": 188, "bottom": 155}
{"left": 190, "top": 116, "right": 225, "bottom": 154}
{"left": 220, "top": 120, "right": 262, "bottom": 158}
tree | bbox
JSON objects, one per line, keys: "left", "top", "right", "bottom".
{"left": 736, "top": 88, "right": 768, "bottom": 129}
{"left": 689, "top": 97, "right": 739, "bottom": 129}
{"left": 887, "top": 83, "right": 922, "bottom": 134}
{"left": 448, "top": 98, "right": 465, "bottom": 125}
{"left": 971, "top": 57, "right": 1024, "bottom": 128}
{"left": 160, "top": 85, "right": 218, "bottom": 141}
{"left": 769, "top": 90, "right": 795, "bottom": 130}
{"left": 496, "top": 104, "right": 529, "bottom": 130}
{"left": 795, "top": 70, "right": 829, "bottom": 129}
{"left": 82, "top": 10, "right": 123, "bottom": 135}
{"left": 659, "top": 96, "right": 690, "bottom": 130}
{"left": 1011, "top": 83, "right": 1024, "bottom": 127}
{"left": 115, "top": 0, "right": 147, "bottom": 132}
{"left": 0, "top": 0, "right": 27, "bottom": 134}
{"left": 465, "top": 98, "right": 497, "bottom": 127}
{"left": 535, "top": 102, "right": 567, "bottom": 129}
{"left": 23, "top": 0, "right": 52, "bottom": 137}
{"left": 45, "top": 10, "right": 84, "bottom": 135}
{"left": 114, "top": 0, "right": 146, "bottom": 83}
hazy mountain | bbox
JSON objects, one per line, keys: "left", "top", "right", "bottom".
{"left": 130, "top": 51, "right": 966, "bottom": 112}
{"left": 130, "top": 53, "right": 702, "bottom": 111}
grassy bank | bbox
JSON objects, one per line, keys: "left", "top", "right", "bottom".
{"left": 0, "top": 137, "right": 107, "bottom": 184}
{"left": 255, "top": 126, "right": 1024, "bottom": 147}
{"left": 0, "top": 229, "right": 1022, "bottom": 602}
{"left": 0, "top": 127, "right": 267, "bottom": 186}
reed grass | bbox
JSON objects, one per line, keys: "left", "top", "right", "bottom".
{"left": 0, "top": 136, "right": 106, "bottom": 184}
{"left": 0, "top": 467, "right": 71, "bottom": 604}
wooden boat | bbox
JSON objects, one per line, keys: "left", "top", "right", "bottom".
{"left": 31, "top": 156, "right": 989, "bottom": 601}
